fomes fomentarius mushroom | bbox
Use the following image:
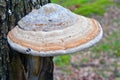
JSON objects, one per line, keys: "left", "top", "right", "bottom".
{"left": 7, "top": 3, "right": 103, "bottom": 79}
{"left": 7, "top": 3, "right": 103, "bottom": 56}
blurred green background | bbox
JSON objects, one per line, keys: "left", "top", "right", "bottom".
{"left": 52, "top": 0, "right": 112, "bottom": 16}
{"left": 52, "top": 0, "right": 120, "bottom": 79}
{"left": 52, "top": 0, "right": 118, "bottom": 67}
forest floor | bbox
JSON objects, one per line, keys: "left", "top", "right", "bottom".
{"left": 54, "top": 2, "right": 120, "bottom": 80}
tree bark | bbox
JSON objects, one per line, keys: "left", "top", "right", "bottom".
{"left": 0, "top": 0, "right": 53, "bottom": 80}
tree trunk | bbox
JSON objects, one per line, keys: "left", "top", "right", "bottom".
{"left": 0, "top": 0, "right": 53, "bottom": 80}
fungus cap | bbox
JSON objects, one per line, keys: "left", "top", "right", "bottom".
{"left": 7, "top": 3, "right": 103, "bottom": 56}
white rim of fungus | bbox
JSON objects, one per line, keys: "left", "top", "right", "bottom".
{"left": 7, "top": 24, "right": 103, "bottom": 57}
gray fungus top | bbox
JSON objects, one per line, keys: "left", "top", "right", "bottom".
{"left": 18, "top": 3, "right": 78, "bottom": 31}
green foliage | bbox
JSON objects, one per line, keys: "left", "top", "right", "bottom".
{"left": 118, "top": 72, "right": 120, "bottom": 77}
{"left": 52, "top": 0, "right": 93, "bottom": 7}
{"left": 54, "top": 55, "right": 71, "bottom": 67}
{"left": 74, "top": 0, "right": 112, "bottom": 16}
{"left": 52, "top": 0, "right": 113, "bottom": 16}
{"left": 93, "top": 43, "right": 111, "bottom": 52}
{"left": 81, "top": 58, "right": 89, "bottom": 63}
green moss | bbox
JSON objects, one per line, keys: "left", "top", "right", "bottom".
{"left": 52, "top": 0, "right": 113, "bottom": 16}
{"left": 52, "top": 0, "right": 93, "bottom": 7}
{"left": 74, "top": 0, "right": 112, "bottom": 16}
{"left": 91, "top": 43, "right": 111, "bottom": 52}
{"left": 81, "top": 58, "right": 89, "bottom": 63}
{"left": 54, "top": 55, "right": 71, "bottom": 67}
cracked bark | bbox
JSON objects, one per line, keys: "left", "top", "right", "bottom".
{"left": 0, "top": 0, "right": 53, "bottom": 80}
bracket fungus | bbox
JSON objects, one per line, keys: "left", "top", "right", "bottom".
{"left": 7, "top": 3, "right": 103, "bottom": 56}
